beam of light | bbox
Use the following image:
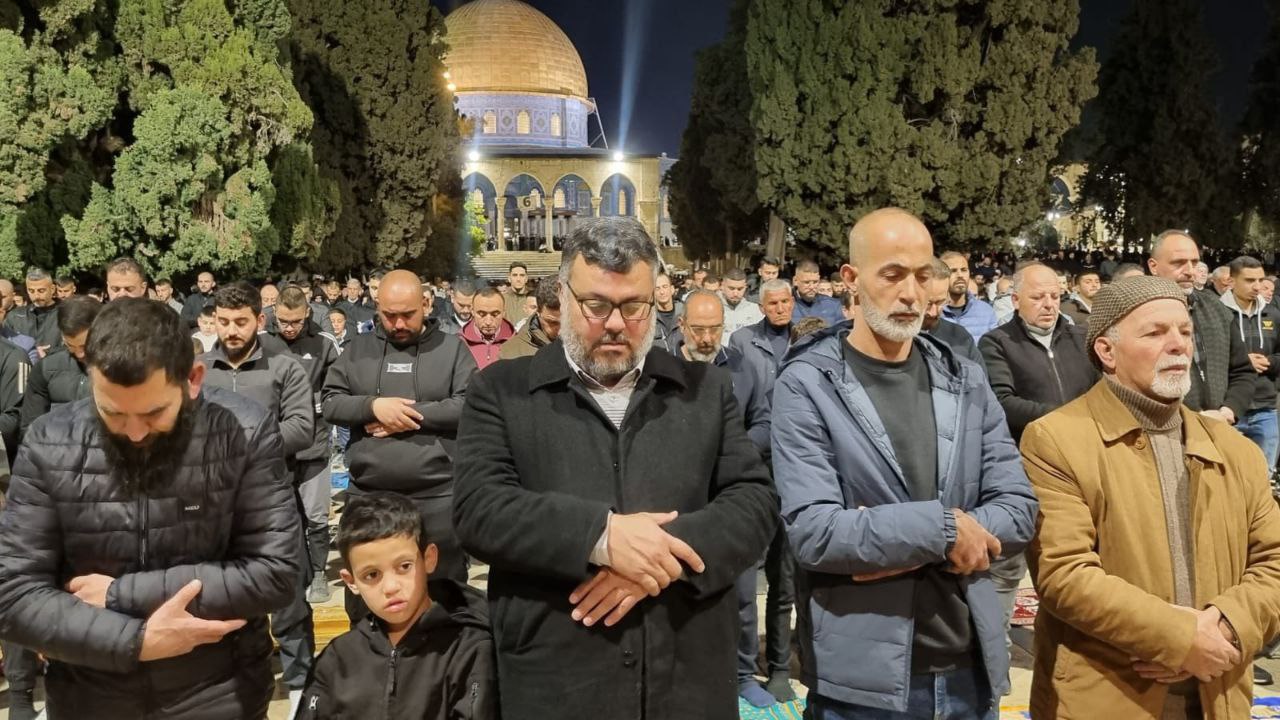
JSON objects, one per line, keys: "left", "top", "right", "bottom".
{"left": 469, "top": 149, "right": 481, "bottom": 162}
{"left": 615, "top": 0, "right": 652, "bottom": 152}
{"left": 612, "top": 150, "right": 625, "bottom": 162}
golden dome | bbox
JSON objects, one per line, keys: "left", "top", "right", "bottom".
{"left": 444, "top": 0, "right": 590, "bottom": 99}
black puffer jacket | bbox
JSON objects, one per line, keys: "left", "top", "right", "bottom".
{"left": 0, "top": 387, "right": 301, "bottom": 720}
{"left": 301, "top": 579, "right": 497, "bottom": 720}
{"left": 19, "top": 347, "right": 89, "bottom": 439}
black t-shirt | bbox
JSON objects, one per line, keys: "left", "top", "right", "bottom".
{"left": 842, "top": 341, "right": 974, "bottom": 672}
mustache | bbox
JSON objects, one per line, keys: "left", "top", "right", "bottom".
{"left": 1155, "top": 355, "right": 1189, "bottom": 371}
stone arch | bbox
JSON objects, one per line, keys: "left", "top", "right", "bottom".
{"left": 600, "top": 173, "right": 636, "bottom": 217}
{"left": 551, "top": 174, "right": 594, "bottom": 217}
{"left": 462, "top": 172, "right": 497, "bottom": 215}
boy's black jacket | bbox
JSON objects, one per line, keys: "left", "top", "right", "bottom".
{"left": 300, "top": 579, "right": 498, "bottom": 720}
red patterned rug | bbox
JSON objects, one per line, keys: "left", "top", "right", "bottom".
{"left": 1011, "top": 588, "right": 1039, "bottom": 626}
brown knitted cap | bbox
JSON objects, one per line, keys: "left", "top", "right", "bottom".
{"left": 1086, "top": 275, "right": 1187, "bottom": 364}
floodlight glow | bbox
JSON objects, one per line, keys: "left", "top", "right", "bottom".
{"left": 468, "top": 150, "right": 481, "bottom": 162}
{"left": 612, "top": 150, "right": 625, "bottom": 162}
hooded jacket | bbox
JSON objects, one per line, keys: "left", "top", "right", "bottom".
{"left": 300, "top": 579, "right": 497, "bottom": 720}
{"left": 459, "top": 319, "right": 515, "bottom": 371}
{"left": 941, "top": 292, "right": 999, "bottom": 341}
{"left": 1219, "top": 291, "right": 1280, "bottom": 410}
{"left": 770, "top": 324, "right": 1037, "bottom": 712}
{"left": 200, "top": 341, "right": 315, "bottom": 459}
{"left": 498, "top": 314, "right": 553, "bottom": 361}
{"left": 321, "top": 320, "right": 477, "bottom": 498}
{"left": 268, "top": 320, "right": 341, "bottom": 463}
{"left": 19, "top": 347, "right": 88, "bottom": 440}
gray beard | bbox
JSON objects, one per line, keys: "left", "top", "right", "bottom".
{"left": 861, "top": 299, "right": 922, "bottom": 344}
{"left": 563, "top": 317, "right": 656, "bottom": 385}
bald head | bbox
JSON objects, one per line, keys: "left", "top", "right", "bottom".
{"left": 377, "top": 269, "right": 427, "bottom": 345}
{"left": 679, "top": 289, "right": 726, "bottom": 362}
{"left": 379, "top": 269, "right": 422, "bottom": 304}
{"left": 848, "top": 208, "right": 931, "bottom": 267}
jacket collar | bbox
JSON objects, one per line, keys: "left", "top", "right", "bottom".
{"left": 1221, "top": 290, "right": 1261, "bottom": 318}
{"left": 1085, "top": 380, "right": 1225, "bottom": 465}
{"left": 528, "top": 341, "right": 688, "bottom": 394}
{"left": 781, "top": 320, "right": 965, "bottom": 385}
{"left": 371, "top": 317, "right": 441, "bottom": 348}
{"left": 460, "top": 318, "right": 515, "bottom": 344}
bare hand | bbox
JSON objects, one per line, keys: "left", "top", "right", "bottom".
{"left": 364, "top": 422, "right": 390, "bottom": 438}
{"left": 1249, "top": 353, "right": 1271, "bottom": 374}
{"left": 138, "top": 580, "right": 247, "bottom": 662}
{"left": 568, "top": 568, "right": 646, "bottom": 627}
{"left": 371, "top": 398, "right": 422, "bottom": 433}
{"left": 853, "top": 565, "right": 922, "bottom": 583}
{"left": 67, "top": 574, "right": 115, "bottom": 608}
{"left": 1131, "top": 660, "right": 1193, "bottom": 684}
{"left": 1177, "top": 606, "right": 1242, "bottom": 682}
{"left": 607, "top": 511, "right": 706, "bottom": 596}
{"left": 36, "top": 345, "right": 48, "bottom": 359}
{"left": 945, "top": 509, "right": 1001, "bottom": 575}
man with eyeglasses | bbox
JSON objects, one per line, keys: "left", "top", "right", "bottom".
{"left": 269, "top": 286, "right": 342, "bottom": 604}
{"left": 323, "top": 269, "right": 477, "bottom": 622}
{"left": 455, "top": 217, "right": 777, "bottom": 720}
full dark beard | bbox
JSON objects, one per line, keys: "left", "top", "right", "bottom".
{"left": 97, "top": 394, "right": 198, "bottom": 496}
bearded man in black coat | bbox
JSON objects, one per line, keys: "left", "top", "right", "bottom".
{"left": 454, "top": 217, "right": 779, "bottom": 720}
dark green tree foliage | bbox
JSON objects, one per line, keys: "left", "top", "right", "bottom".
{"left": 669, "top": 0, "right": 766, "bottom": 262}
{"left": 746, "top": 0, "right": 1097, "bottom": 256}
{"left": 289, "top": 0, "right": 462, "bottom": 273}
{"left": 1243, "top": 0, "right": 1280, "bottom": 241}
{"left": 1080, "top": 0, "right": 1239, "bottom": 248}
{"left": 0, "top": 0, "right": 337, "bottom": 280}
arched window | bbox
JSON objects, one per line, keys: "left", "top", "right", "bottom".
{"left": 529, "top": 188, "right": 542, "bottom": 208}
{"left": 618, "top": 189, "right": 630, "bottom": 216}
{"left": 482, "top": 112, "right": 497, "bottom": 134}
{"left": 554, "top": 188, "right": 566, "bottom": 208}
{"left": 517, "top": 111, "right": 531, "bottom": 135}
{"left": 550, "top": 113, "right": 562, "bottom": 137}
{"left": 470, "top": 189, "right": 485, "bottom": 210}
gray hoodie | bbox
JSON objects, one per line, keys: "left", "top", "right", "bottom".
{"left": 200, "top": 341, "right": 315, "bottom": 458}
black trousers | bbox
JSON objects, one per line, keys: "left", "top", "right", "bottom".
{"left": 736, "top": 525, "right": 795, "bottom": 681}
{"left": 343, "top": 491, "right": 467, "bottom": 623}
{"left": 272, "top": 490, "right": 315, "bottom": 690}
{"left": 2, "top": 641, "right": 40, "bottom": 720}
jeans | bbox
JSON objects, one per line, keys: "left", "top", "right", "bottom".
{"left": 805, "top": 667, "right": 996, "bottom": 720}
{"left": 1236, "top": 408, "right": 1279, "bottom": 468}
{"left": 736, "top": 526, "right": 796, "bottom": 682}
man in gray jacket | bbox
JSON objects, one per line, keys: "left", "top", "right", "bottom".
{"left": 200, "top": 281, "right": 315, "bottom": 715}
{"left": 771, "top": 208, "right": 1037, "bottom": 719}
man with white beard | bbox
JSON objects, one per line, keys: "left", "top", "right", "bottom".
{"left": 770, "top": 208, "right": 1037, "bottom": 719}
{"left": 1021, "top": 275, "right": 1280, "bottom": 718}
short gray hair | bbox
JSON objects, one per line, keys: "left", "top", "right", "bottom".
{"left": 558, "top": 217, "right": 660, "bottom": 284}
{"left": 930, "top": 258, "right": 951, "bottom": 281}
{"left": 759, "top": 279, "right": 791, "bottom": 299}
{"left": 1151, "top": 228, "right": 1196, "bottom": 258}
{"left": 1211, "top": 266, "right": 1230, "bottom": 280}
{"left": 679, "top": 289, "right": 723, "bottom": 320}
{"left": 25, "top": 267, "right": 50, "bottom": 282}
{"left": 1010, "top": 262, "right": 1050, "bottom": 294}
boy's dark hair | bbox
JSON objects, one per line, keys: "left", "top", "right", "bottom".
{"left": 337, "top": 491, "right": 429, "bottom": 568}
{"left": 85, "top": 298, "right": 194, "bottom": 386}
{"left": 58, "top": 296, "right": 104, "bottom": 336}
{"left": 213, "top": 281, "right": 261, "bottom": 316}
{"left": 55, "top": 275, "right": 75, "bottom": 288}
{"left": 198, "top": 304, "right": 215, "bottom": 319}
{"left": 328, "top": 306, "right": 347, "bottom": 318}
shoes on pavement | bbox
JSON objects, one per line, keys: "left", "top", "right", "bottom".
{"left": 1256, "top": 665, "right": 1274, "bottom": 686}
{"left": 766, "top": 671, "right": 797, "bottom": 702}
{"left": 307, "top": 575, "right": 333, "bottom": 604}
{"left": 738, "top": 680, "right": 777, "bottom": 708}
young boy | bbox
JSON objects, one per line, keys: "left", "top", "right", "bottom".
{"left": 300, "top": 492, "right": 497, "bottom": 719}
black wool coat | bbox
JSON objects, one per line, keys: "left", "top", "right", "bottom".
{"left": 453, "top": 343, "right": 778, "bottom": 720}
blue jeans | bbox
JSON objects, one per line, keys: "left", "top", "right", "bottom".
{"left": 1235, "top": 408, "right": 1279, "bottom": 468}
{"left": 805, "top": 668, "right": 996, "bottom": 720}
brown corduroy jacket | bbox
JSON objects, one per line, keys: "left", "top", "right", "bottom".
{"left": 1022, "top": 380, "right": 1280, "bottom": 720}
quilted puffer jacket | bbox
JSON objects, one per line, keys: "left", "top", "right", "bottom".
{"left": 0, "top": 386, "right": 301, "bottom": 720}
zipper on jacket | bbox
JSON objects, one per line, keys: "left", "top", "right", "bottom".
{"left": 1046, "top": 347, "right": 1066, "bottom": 404}
{"left": 469, "top": 681, "right": 479, "bottom": 719}
{"left": 383, "top": 647, "right": 399, "bottom": 715}
{"left": 137, "top": 492, "right": 150, "bottom": 569}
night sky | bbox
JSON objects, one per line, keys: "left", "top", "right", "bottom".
{"left": 432, "top": 0, "right": 1271, "bottom": 157}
